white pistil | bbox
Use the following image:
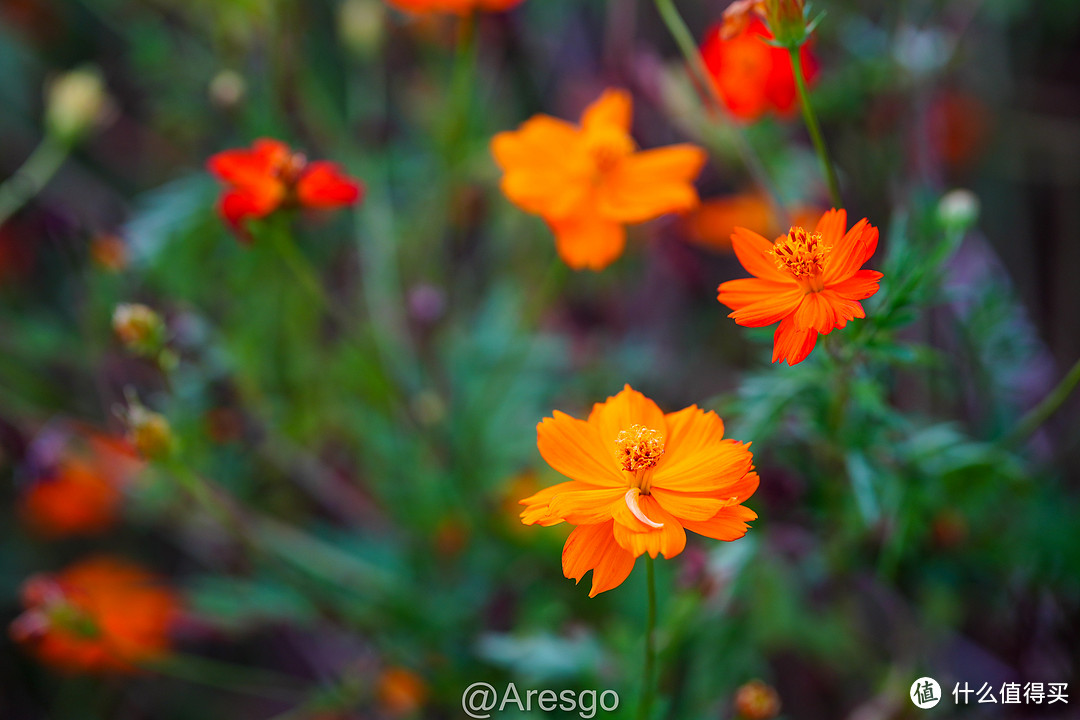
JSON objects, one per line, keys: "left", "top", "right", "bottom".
{"left": 624, "top": 489, "right": 664, "bottom": 529}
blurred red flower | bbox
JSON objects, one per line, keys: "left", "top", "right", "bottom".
{"left": 717, "top": 209, "right": 882, "bottom": 365}
{"left": 20, "top": 428, "right": 142, "bottom": 538}
{"left": 206, "top": 139, "right": 363, "bottom": 238}
{"left": 385, "top": 0, "right": 523, "bottom": 14}
{"left": 701, "top": 18, "right": 817, "bottom": 122}
{"left": 10, "top": 557, "right": 180, "bottom": 674}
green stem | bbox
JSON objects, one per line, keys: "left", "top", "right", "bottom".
{"left": 788, "top": 46, "right": 843, "bottom": 208}
{"left": 638, "top": 555, "right": 658, "bottom": 720}
{"left": 267, "top": 218, "right": 335, "bottom": 311}
{"left": 143, "top": 653, "right": 303, "bottom": 701}
{"left": 0, "top": 138, "right": 69, "bottom": 227}
{"left": 445, "top": 11, "right": 479, "bottom": 166}
{"left": 1005, "top": 356, "right": 1080, "bottom": 447}
{"left": 653, "top": 0, "right": 787, "bottom": 224}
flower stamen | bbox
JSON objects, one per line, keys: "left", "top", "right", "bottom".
{"left": 770, "top": 226, "right": 830, "bottom": 280}
{"left": 614, "top": 424, "right": 665, "bottom": 473}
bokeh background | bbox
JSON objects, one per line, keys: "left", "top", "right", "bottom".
{"left": 0, "top": 0, "right": 1079, "bottom": 718}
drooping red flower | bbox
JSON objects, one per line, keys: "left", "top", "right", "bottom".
{"left": 701, "top": 17, "right": 817, "bottom": 123}
{"left": 206, "top": 139, "right": 363, "bottom": 238}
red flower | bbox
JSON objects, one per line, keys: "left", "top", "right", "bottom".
{"left": 701, "top": 18, "right": 817, "bottom": 123}
{"left": 10, "top": 557, "right": 180, "bottom": 674}
{"left": 206, "top": 139, "right": 363, "bottom": 237}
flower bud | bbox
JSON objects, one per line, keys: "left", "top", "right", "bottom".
{"left": 763, "top": 0, "right": 811, "bottom": 49}
{"left": 734, "top": 680, "right": 781, "bottom": 720}
{"left": 208, "top": 70, "right": 246, "bottom": 110}
{"left": 112, "top": 303, "right": 165, "bottom": 357}
{"left": 46, "top": 67, "right": 111, "bottom": 145}
{"left": 125, "top": 405, "right": 174, "bottom": 461}
{"left": 339, "top": 0, "right": 386, "bottom": 59}
{"left": 937, "top": 189, "right": 980, "bottom": 233}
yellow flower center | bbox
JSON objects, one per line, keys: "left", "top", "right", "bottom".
{"left": 770, "top": 226, "right": 831, "bottom": 283}
{"left": 614, "top": 425, "right": 665, "bottom": 474}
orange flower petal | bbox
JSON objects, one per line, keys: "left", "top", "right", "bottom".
{"left": 536, "top": 411, "right": 625, "bottom": 487}
{"left": 562, "top": 521, "right": 637, "bottom": 597}
{"left": 598, "top": 145, "right": 706, "bottom": 224}
{"left": 491, "top": 117, "right": 591, "bottom": 219}
{"left": 660, "top": 404, "right": 723, "bottom": 453}
{"left": 791, "top": 291, "right": 839, "bottom": 334}
{"left": 772, "top": 314, "right": 818, "bottom": 365}
{"left": 296, "top": 161, "right": 363, "bottom": 209}
{"left": 612, "top": 495, "right": 686, "bottom": 559}
{"left": 681, "top": 504, "right": 758, "bottom": 542}
{"left": 587, "top": 385, "right": 667, "bottom": 452}
{"left": 580, "top": 88, "right": 633, "bottom": 136}
{"left": 727, "top": 286, "right": 806, "bottom": 327}
{"left": 650, "top": 487, "right": 730, "bottom": 521}
{"left": 717, "top": 277, "right": 796, "bottom": 311}
{"left": 828, "top": 269, "right": 883, "bottom": 300}
{"left": 823, "top": 218, "right": 878, "bottom": 284}
{"left": 547, "top": 486, "right": 624, "bottom": 525}
{"left": 730, "top": 226, "right": 790, "bottom": 283}
{"left": 814, "top": 207, "right": 848, "bottom": 247}
{"left": 219, "top": 188, "right": 281, "bottom": 233}
{"left": 548, "top": 210, "right": 627, "bottom": 271}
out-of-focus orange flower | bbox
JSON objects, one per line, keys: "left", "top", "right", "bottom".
{"left": 20, "top": 428, "right": 142, "bottom": 538}
{"left": 520, "top": 386, "right": 759, "bottom": 596}
{"left": 10, "top": 557, "right": 180, "bottom": 674}
{"left": 492, "top": 89, "right": 707, "bottom": 271}
{"left": 701, "top": 18, "right": 817, "bottom": 122}
{"left": 683, "top": 192, "right": 821, "bottom": 252}
{"left": 377, "top": 667, "right": 428, "bottom": 716}
{"left": 717, "top": 209, "right": 882, "bottom": 365}
{"left": 206, "top": 138, "right": 363, "bottom": 238}
{"left": 734, "top": 679, "right": 782, "bottom": 720}
{"left": 385, "top": 0, "right": 523, "bottom": 14}
{"left": 89, "top": 233, "right": 128, "bottom": 272}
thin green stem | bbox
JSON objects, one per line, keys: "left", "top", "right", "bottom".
{"left": 1005, "top": 356, "right": 1080, "bottom": 447}
{"left": 653, "top": 0, "right": 786, "bottom": 224}
{"left": 638, "top": 555, "right": 658, "bottom": 720}
{"left": 788, "top": 46, "right": 843, "bottom": 208}
{"left": 0, "top": 138, "right": 69, "bottom": 228}
{"left": 267, "top": 218, "right": 335, "bottom": 311}
{"left": 144, "top": 653, "right": 304, "bottom": 701}
{"left": 445, "top": 11, "right": 479, "bottom": 166}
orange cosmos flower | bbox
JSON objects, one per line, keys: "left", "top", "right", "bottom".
{"left": 207, "top": 138, "right": 363, "bottom": 238}
{"left": 717, "top": 209, "right": 883, "bottom": 366}
{"left": 492, "top": 89, "right": 707, "bottom": 271}
{"left": 20, "top": 427, "right": 142, "bottom": 538}
{"left": 520, "top": 386, "right": 759, "bottom": 596}
{"left": 701, "top": 17, "right": 817, "bottom": 122}
{"left": 385, "top": 0, "right": 523, "bottom": 13}
{"left": 10, "top": 556, "right": 180, "bottom": 674}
